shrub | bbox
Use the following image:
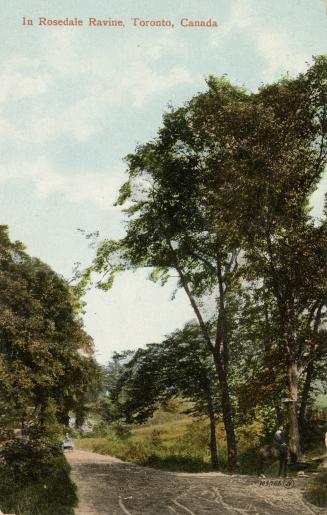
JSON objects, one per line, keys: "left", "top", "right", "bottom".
{"left": 0, "top": 442, "right": 77, "bottom": 515}
{"left": 82, "top": 420, "right": 131, "bottom": 440}
{"left": 109, "top": 421, "right": 131, "bottom": 440}
{"left": 174, "top": 419, "right": 211, "bottom": 459}
{"left": 148, "top": 430, "right": 163, "bottom": 448}
{"left": 301, "top": 421, "right": 326, "bottom": 452}
{"left": 305, "top": 470, "right": 327, "bottom": 507}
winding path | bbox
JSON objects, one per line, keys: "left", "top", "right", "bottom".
{"left": 67, "top": 449, "right": 325, "bottom": 515}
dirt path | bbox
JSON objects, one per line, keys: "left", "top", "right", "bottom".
{"left": 67, "top": 449, "right": 325, "bottom": 515}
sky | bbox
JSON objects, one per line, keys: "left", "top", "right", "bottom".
{"left": 0, "top": 0, "right": 326, "bottom": 364}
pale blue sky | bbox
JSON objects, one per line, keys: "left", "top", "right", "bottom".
{"left": 0, "top": 0, "right": 326, "bottom": 363}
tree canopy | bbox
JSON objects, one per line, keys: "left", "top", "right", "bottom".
{"left": 0, "top": 225, "right": 100, "bottom": 452}
{"left": 82, "top": 55, "right": 327, "bottom": 469}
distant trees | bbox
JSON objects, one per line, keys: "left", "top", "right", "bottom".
{"left": 82, "top": 56, "right": 327, "bottom": 468}
{"left": 0, "top": 225, "right": 100, "bottom": 452}
{"left": 101, "top": 323, "right": 221, "bottom": 468}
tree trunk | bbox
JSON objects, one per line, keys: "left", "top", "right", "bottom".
{"left": 171, "top": 247, "right": 237, "bottom": 471}
{"left": 299, "top": 303, "right": 322, "bottom": 434}
{"left": 287, "top": 361, "right": 302, "bottom": 462}
{"left": 274, "top": 402, "right": 283, "bottom": 426}
{"left": 215, "top": 262, "right": 238, "bottom": 472}
{"left": 207, "top": 393, "right": 219, "bottom": 469}
{"left": 213, "top": 351, "right": 238, "bottom": 471}
{"left": 298, "top": 360, "right": 314, "bottom": 443}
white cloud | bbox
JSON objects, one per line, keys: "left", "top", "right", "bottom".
{"left": 23, "top": 62, "right": 192, "bottom": 142}
{"left": 0, "top": 158, "right": 123, "bottom": 210}
{"left": 256, "top": 30, "right": 308, "bottom": 81}
{"left": 142, "top": 32, "right": 182, "bottom": 61}
{"left": 0, "top": 58, "right": 49, "bottom": 105}
{"left": 0, "top": 29, "right": 191, "bottom": 144}
{"left": 126, "top": 64, "right": 192, "bottom": 108}
{"left": 42, "top": 30, "right": 83, "bottom": 77}
{"left": 213, "top": 0, "right": 310, "bottom": 82}
{"left": 222, "top": 0, "right": 255, "bottom": 35}
{"left": 0, "top": 118, "right": 19, "bottom": 139}
{"left": 83, "top": 272, "right": 193, "bottom": 364}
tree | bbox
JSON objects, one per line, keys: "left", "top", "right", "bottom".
{"left": 81, "top": 78, "right": 248, "bottom": 470}
{"left": 0, "top": 225, "right": 100, "bottom": 450}
{"left": 81, "top": 56, "right": 327, "bottom": 466}
{"left": 233, "top": 58, "right": 327, "bottom": 459}
{"left": 102, "top": 323, "right": 221, "bottom": 469}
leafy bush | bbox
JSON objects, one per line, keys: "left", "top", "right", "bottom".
{"left": 78, "top": 437, "right": 152, "bottom": 461}
{"left": 79, "top": 414, "right": 327, "bottom": 476}
{"left": 305, "top": 470, "right": 327, "bottom": 507}
{"left": 0, "top": 443, "right": 77, "bottom": 515}
{"left": 148, "top": 430, "right": 163, "bottom": 448}
{"left": 174, "top": 419, "right": 211, "bottom": 459}
{"left": 78, "top": 436, "right": 211, "bottom": 471}
{"left": 83, "top": 419, "right": 131, "bottom": 440}
{"left": 109, "top": 420, "right": 132, "bottom": 440}
{"left": 301, "top": 421, "right": 327, "bottom": 452}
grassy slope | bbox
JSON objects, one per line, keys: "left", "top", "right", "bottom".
{"left": 78, "top": 404, "right": 217, "bottom": 470}
{"left": 78, "top": 402, "right": 327, "bottom": 475}
{"left": 77, "top": 403, "right": 265, "bottom": 472}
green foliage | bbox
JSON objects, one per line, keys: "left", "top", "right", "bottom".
{"left": 81, "top": 57, "right": 327, "bottom": 466}
{"left": 77, "top": 430, "right": 213, "bottom": 472}
{"left": 148, "top": 429, "right": 163, "bottom": 448}
{"left": 77, "top": 411, "right": 271, "bottom": 474}
{"left": 138, "top": 455, "right": 211, "bottom": 472}
{"left": 0, "top": 226, "right": 100, "bottom": 444}
{"left": 301, "top": 420, "right": 327, "bottom": 452}
{"left": 305, "top": 470, "right": 327, "bottom": 507}
{"left": 0, "top": 446, "right": 77, "bottom": 515}
{"left": 100, "top": 323, "right": 219, "bottom": 424}
{"left": 175, "top": 419, "right": 211, "bottom": 459}
{"left": 0, "top": 225, "right": 101, "bottom": 510}
{"left": 115, "top": 181, "right": 132, "bottom": 206}
{"left": 108, "top": 420, "right": 132, "bottom": 440}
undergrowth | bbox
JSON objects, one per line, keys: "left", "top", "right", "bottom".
{"left": 78, "top": 409, "right": 267, "bottom": 474}
{"left": 305, "top": 470, "right": 327, "bottom": 507}
{"left": 78, "top": 406, "right": 327, "bottom": 481}
{"left": 0, "top": 442, "right": 77, "bottom": 515}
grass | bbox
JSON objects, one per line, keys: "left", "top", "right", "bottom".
{"left": 78, "top": 406, "right": 327, "bottom": 509}
{"left": 78, "top": 403, "right": 327, "bottom": 480}
{"left": 77, "top": 403, "right": 267, "bottom": 474}
{"left": 78, "top": 405, "right": 219, "bottom": 471}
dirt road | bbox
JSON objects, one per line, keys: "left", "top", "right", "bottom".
{"left": 67, "top": 449, "right": 324, "bottom": 515}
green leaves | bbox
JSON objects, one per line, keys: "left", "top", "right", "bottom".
{"left": 0, "top": 226, "right": 100, "bottom": 449}
{"left": 149, "top": 267, "right": 170, "bottom": 286}
{"left": 115, "top": 180, "right": 132, "bottom": 206}
{"left": 81, "top": 57, "right": 327, "bottom": 463}
{"left": 102, "top": 323, "right": 220, "bottom": 424}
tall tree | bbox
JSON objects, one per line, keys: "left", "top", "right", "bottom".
{"left": 81, "top": 78, "right": 248, "bottom": 470}
{"left": 0, "top": 225, "right": 100, "bottom": 449}
{"left": 236, "top": 58, "right": 327, "bottom": 459}
{"left": 81, "top": 55, "right": 327, "bottom": 465}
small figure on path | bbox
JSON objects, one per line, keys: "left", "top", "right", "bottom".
{"left": 258, "top": 425, "right": 288, "bottom": 477}
{"left": 273, "top": 425, "right": 288, "bottom": 477}
{"left": 273, "top": 425, "right": 285, "bottom": 447}
{"left": 63, "top": 432, "right": 74, "bottom": 451}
